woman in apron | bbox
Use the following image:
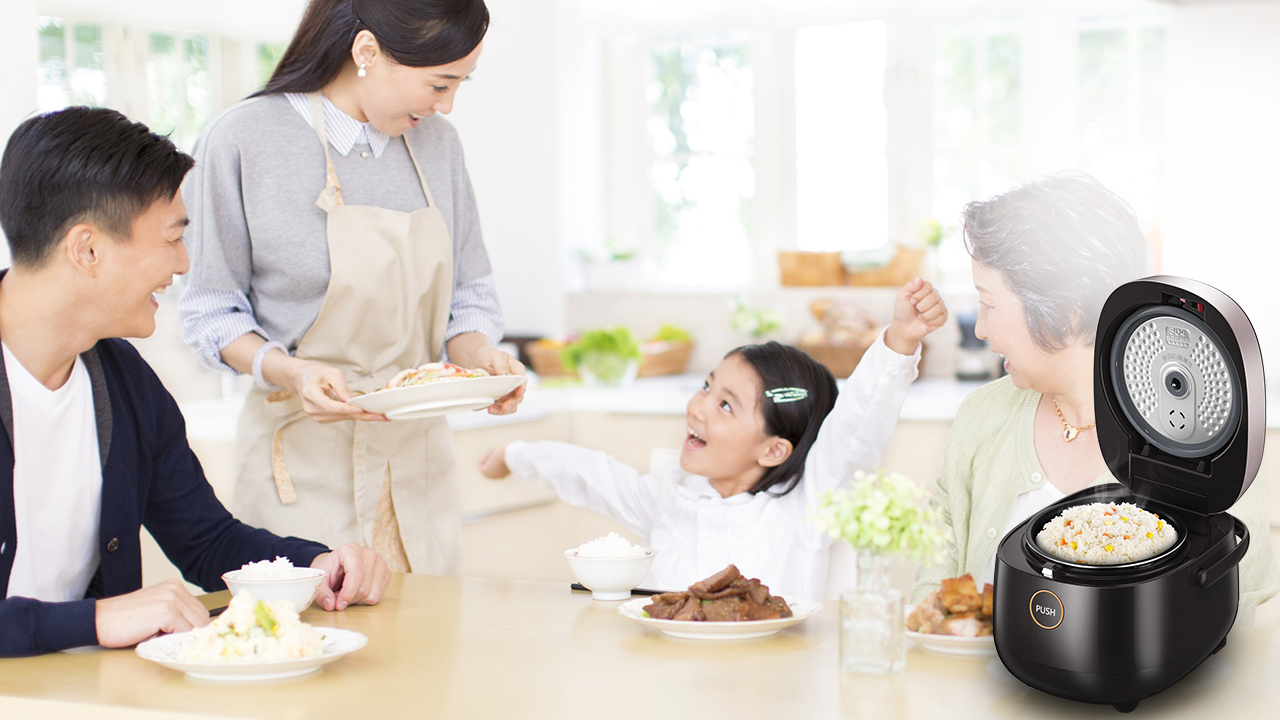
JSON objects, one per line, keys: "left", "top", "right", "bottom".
{"left": 179, "top": 0, "right": 522, "bottom": 574}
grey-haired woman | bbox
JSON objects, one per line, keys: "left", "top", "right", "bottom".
{"left": 912, "top": 172, "right": 1278, "bottom": 624}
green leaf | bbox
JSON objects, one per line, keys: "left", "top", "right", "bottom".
{"left": 254, "top": 600, "right": 278, "bottom": 636}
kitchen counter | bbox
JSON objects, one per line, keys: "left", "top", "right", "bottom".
{"left": 178, "top": 375, "right": 989, "bottom": 441}
{"left": 1, "top": 574, "right": 1276, "bottom": 718}
{"left": 180, "top": 374, "right": 1280, "bottom": 439}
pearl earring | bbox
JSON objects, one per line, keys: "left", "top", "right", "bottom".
{"left": 357, "top": 64, "right": 367, "bottom": 78}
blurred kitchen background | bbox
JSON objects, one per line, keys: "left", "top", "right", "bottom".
{"left": 2, "top": 0, "right": 1279, "bottom": 613}
{"left": 4, "top": 0, "right": 1279, "bottom": 383}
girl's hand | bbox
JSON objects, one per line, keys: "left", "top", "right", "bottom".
{"left": 284, "top": 357, "right": 389, "bottom": 424}
{"left": 469, "top": 345, "right": 527, "bottom": 415}
{"left": 478, "top": 445, "right": 511, "bottom": 479}
{"left": 884, "top": 277, "right": 949, "bottom": 355}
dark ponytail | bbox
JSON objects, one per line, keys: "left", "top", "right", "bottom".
{"left": 256, "top": 0, "right": 489, "bottom": 96}
{"left": 729, "top": 342, "right": 839, "bottom": 497}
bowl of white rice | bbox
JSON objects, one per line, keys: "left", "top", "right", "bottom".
{"left": 564, "top": 533, "right": 656, "bottom": 600}
{"left": 222, "top": 557, "right": 327, "bottom": 611}
{"left": 1035, "top": 501, "right": 1179, "bottom": 566}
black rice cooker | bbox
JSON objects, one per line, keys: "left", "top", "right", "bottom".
{"left": 993, "top": 276, "right": 1264, "bottom": 713}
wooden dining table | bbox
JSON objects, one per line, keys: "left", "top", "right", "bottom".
{"left": 1, "top": 573, "right": 1277, "bottom": 718}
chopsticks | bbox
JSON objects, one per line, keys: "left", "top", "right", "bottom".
{"left": 570, "top": 583, "right": 664, "bottom": 597}
{"left": 208, "top": 605, "right": 228, "bottom": 617}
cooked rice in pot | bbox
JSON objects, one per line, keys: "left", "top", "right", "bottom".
{"left": 1036, "top": 501, "right": 1176, "bottom": 565}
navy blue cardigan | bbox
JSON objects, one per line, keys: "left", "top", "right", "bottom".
{"left": 0, "top": 337, "right": 328, "bottom": 656}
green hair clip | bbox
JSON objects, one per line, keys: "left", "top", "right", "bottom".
{"left": 764, "top": 387, "right": 808, "bottom": 404}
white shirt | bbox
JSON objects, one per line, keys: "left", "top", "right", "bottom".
{"left": 504, "top": 336, "right": 920, "bottom": 599}
{"left": 980, "top": 480, "right": 1066, "bottom": 587}
{"left": 4, "top": 344, "right": 103, "bottom": 601}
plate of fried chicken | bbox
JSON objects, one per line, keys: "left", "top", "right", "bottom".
{"left": 617, "top": 565, "right": 821, "bottom": 640}
{"left": 904, "top": 574, "right": 995, "bottom": 656}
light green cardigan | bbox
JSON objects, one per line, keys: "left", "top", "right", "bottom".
{"left": 912, "top": 376, "right": 1279, "bottom": 626}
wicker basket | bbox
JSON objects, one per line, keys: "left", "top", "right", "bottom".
{"left": 846, "top": 246, "right": 924, "bottom": 287}
{"left": 526, "top": 343, "right": 573, "bottom": 378}
{"left": 637, "top": 340, "right": 694, "bottom": 378}
{"left": 779, "top": 251, "right": 845, "bottom": 286}
{"left": 527, "top": 339, "right": 694, "bottom": 379}
{"left": 794, "top": 341, "right": 870, "bottom": 380}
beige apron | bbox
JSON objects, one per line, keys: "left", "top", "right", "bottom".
{"left": 231, "top": 93, "right": 459, "bottom": 574}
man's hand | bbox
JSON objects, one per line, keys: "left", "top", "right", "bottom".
{"left": 310, "top": 543, "right": 391, "bottom": 611}
{"left": 95, "top": 579, "right": 210, "bottom": 648}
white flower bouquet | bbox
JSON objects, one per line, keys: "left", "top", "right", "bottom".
{"left": 813, "top": 469, "right": 950, "bottom": 561}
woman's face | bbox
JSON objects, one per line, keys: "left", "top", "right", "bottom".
{"left": 360, "top": 41, "right": 483, "bottom": 137}
{"left": 972, "top": 260, "right": 1060, "bottom": 391}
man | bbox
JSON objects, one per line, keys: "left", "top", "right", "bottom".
{"left": 0, "top": 106, "right": 390, "bottom": 657}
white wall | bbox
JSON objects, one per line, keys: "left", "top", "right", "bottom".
{"left": 1164, "top": 2, "right": 1280, "bottom": 379}
{"left": 450, "top": 0, "right": 600, "bottom": 339}
{"left": 0, "top": 0, "right": 39, "bottom": 267}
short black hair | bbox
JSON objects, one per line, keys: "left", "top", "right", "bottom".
{"left": 0, "top": 106, "right": 194, "bottom": 268}
{"left": 729, "top": 341, "right": 840, "bottom": 497}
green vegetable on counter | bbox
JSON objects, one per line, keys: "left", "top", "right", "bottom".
{"left": 649, "top": 324, "right": 692, "bottom": 343}
{"left": 562, "top": 326, "right": 642, "bottom": 385}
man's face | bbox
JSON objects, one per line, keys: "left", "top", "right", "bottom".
{"left": 93, "top": 192, "right": 190, "bottom": 339}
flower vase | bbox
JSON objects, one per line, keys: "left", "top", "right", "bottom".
{"left": 839, "top": 552, "right": 905, "bottom": 675}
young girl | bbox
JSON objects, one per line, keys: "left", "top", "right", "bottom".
{"left": 480, "top": 278, "right": 948, "bottom": 598}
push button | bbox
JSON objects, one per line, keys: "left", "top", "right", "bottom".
{"left": 106, "top": 538, "right": 120, "bottom": 553}
{"left": 1030, "top": 589, "right": 1063, "bottom": 629}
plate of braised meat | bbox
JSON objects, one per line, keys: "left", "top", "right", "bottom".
{"left": 617, "top": 564, "right": 821, "bottom": 640}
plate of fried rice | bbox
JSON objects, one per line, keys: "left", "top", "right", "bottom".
{"left": 136, "top": 591, "right": 366, "bottom": 681}
{"left": 347, "top": 363, "right": 526, "bottom": 420}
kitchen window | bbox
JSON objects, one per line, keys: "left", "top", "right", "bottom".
{"left": 646, "top": 33, "right": 755, "bottom": 287}
{"left": 37, "top": 17, "right": 107, "bottom": 111}
{"left": 32, "top": 17, "right": 285, "bottom": 153}
{"left": 603, "top": 13, "right": 1166, "bottom": 292}
{"left": 145, "top": 32, "right": 214, "bottom": 152}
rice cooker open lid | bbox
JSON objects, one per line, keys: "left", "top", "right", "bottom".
{"left": 1095, "top": 276, "right": 1266, "bottom": 517}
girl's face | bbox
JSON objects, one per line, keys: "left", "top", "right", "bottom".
{"left": 972, "top": 260, "right": 1059, "bottom": 390}
{"left": 680, "top": 353, "right": 786, "bottom": 491}
{"left": 359, "top": 41, "right": 483, "bottom": 137}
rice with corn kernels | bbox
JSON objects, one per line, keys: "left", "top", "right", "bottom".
{"left": 1036, "top": 501, "right": 1176, "bottom": 565}
{"left": 179, "top": 590, "right": 322, "bottom": 662}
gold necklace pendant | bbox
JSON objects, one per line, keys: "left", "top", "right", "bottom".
{"left": 1053, "top": 399, "right": 1094, "bottom": 443}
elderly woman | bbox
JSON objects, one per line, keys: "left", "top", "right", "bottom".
{"left": 913, "top": 172, "right": 1279, "bottom": 624}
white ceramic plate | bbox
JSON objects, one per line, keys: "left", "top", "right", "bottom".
{"left": 617, "top": 596, "right": 822, "bottom": 640}
{"left": 135, "top": 627, "right": 367, "bottom": 681}
{"left": 347, "top": 375, "right": 526, "bottom": 420}
{"left": 902, "top": 605, "right": 995, "bottom": 656}
{"left": 904, "top": 626, "right": 996, "bottom": 656}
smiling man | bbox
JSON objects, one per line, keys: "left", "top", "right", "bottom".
{"left": 0, "top": 107, "right": 390, "bottom": 657}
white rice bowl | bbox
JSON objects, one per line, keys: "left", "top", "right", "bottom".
{"left": 1036, "top": 501, "right": 1177, "bottom": 565}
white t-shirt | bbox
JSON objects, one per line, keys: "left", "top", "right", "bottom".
{"left": 4, "top": 343, "right": 103, "bottom": 601}
{"left": 504, "top": 336, "right": 920, "bottom": 599}
{"left": 980, "top": 480, "right": 1066, "bottom": 587}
